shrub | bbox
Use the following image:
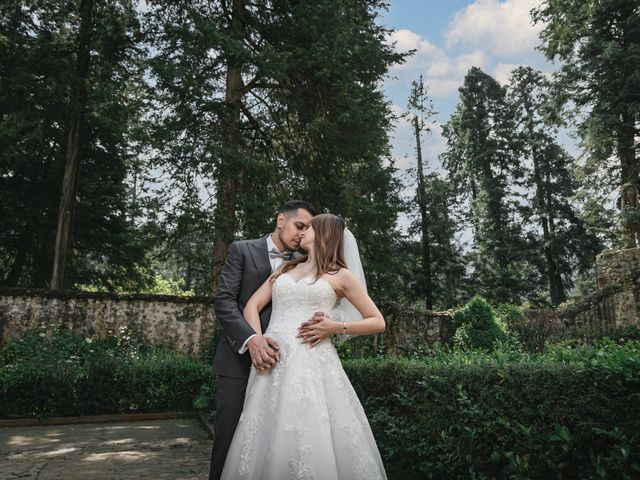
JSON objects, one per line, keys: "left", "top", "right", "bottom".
{"left": 0, "top": 327, "right": 210, "bottom": 419}
{"left": 345, "top": 341, "right": 640, "bottom": 480}
{"left": 452, "top": 296, "right": 507, "bottom": 351}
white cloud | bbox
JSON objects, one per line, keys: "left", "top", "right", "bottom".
{"left": 492, "top": 62, "right": 522, "bottom": 85}
{"left": 445, "top": 0, "right": 544, "bottom": 58}
{"left": 387, "top": 31, "right": 486, "bottom": 97}
{"left": 427, "top": 78, "right": 463, "bottom": 97}
{"left": 455, "top": 50, "right": 487, "bottom": 75}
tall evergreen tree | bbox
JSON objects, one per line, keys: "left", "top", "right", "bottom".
{"left": 442, "top": 67, "right": 536, "bottom": 304}
{"left": 0, "top": 0, "right": 148, "bottom": 289}
{"left": 51, "top": 0, "right": 94, "bottom": 289}
{"left": 280, "top": 0, "right": 406, "bottom": 300}
{"left": 405, "top": 172, "right": 466, "bottom": 309}
{"left": 533, "top": 0, "right": 640, "bottom": 248}
{"left": 507, "top": 66, "right": 601, "bottom": 305}
{"left": 145, "top": 0, "right": 406, "bottom": 297}
{"left": 406, "top": 76, "right": 440, "bottom": 309}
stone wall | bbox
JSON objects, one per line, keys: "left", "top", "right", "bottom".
{"left": 596, "top": 247, "right": 640, "bottom": 324}
{"left": 525, "top": 247, "right": 640, "bottom": 334}
{"left": 0, "top": 288, "right": 216, "bottom": 357}
{"left": 5, "top": 247, "right": 636, "bottom": 358}
{"left": 0, "top": 288, "right": 453, "bottom": 357}
{"left": 524, "top": 286, "right": 622, "bottom": 339}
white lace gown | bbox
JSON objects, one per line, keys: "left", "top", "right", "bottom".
{"left": 220, "top": 272, "right": 387, "bottom": 480}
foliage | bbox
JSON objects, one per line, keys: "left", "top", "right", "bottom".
{"left": 347, "top": 342, "right": 640, "bottom": 480}
{"left": 442, "top": 67, "right": 540, "bottom": 304}
{"left": 0, "top": 0, "right": 151, "bottom": 289}
{"left": 533, "top": 0, "right": 640, "bottom": 248}
{"left": 452, "top": 296, "right": 508, "bottom": 351}
{"left": 507, "top": 66, "right": 603, "bottom": 305}
{"left": 74, "top": 264, "right": 195, "bottom": 296}
{"left": 144, "top": 0, "right": 407, "bottom": 295}
{"left": 4, "top": 328, "right": 640, "bottom": 479}
{"left": 0, "top": 326, "right": 208, "bottom": 418}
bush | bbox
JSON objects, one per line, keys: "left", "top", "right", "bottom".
{"left": 0, "top": 327, "right": 211, "bottom": 419}
{"left": 452, "top": 296, "right": 507, "bottom": 351}
{"left": 4, "top": 328, "right": 640, "bottom": 479}
{"left": 345, "top": 341, "right": 640, "bottom": 480}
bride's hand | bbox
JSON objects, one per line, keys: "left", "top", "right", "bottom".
{"left": 298, "top": 312, "right": 339, "bottom": 348}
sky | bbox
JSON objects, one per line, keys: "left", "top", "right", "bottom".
{"left": 377, "top": 0, "right": 557, "bottom": 177}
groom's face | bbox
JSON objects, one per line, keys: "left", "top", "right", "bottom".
{"left": 277, "top": 208, "right": 313, "bottom": 251}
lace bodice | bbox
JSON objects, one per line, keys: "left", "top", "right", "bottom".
{"left": 266, "top": 273, "right": 338, "bottom": 337}
{"left": 221, "top": 273, "right": 387, "bottom": 480}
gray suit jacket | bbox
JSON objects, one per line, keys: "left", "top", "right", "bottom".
{"left": 213, "top": 235, "right": 293, "bottom": 379}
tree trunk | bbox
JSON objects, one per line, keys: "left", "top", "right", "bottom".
{"left": 210, "top": 0, "right": 246, "bottom": 294}
{"left": 51, "top": 0, "right": 94, "bottom": 289}
{"left": 5, "top": 225, "right": 32, "bottom": 287}
{"left": 413, "top": 115, "right": 433, "bottom": 310}
{"left": 532, "top": 145, "right": 565, "bottom": 305}
{"left": 544, "top": 167, "right": 565, "bottom": 302}
{"left": 525, "top": 94, "right": 565, "bottom": 305}
{"left": 618, "top": 110, "right": 639, "bottom": 248}
{"left": 443, "top": 206, "right": 456, "bottom": 307}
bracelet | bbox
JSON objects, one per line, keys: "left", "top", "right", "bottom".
{"left": 341, "top": 321, "right": 347, "bottom": 334}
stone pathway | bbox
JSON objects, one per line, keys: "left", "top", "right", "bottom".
{"left": 0, "top": 418, "right": 212, "bottom": 479}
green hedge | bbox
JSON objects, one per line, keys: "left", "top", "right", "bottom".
{"left": 0, "top": 351, "right": 210, "bottom": 419}
{"left": 3, "top": 328, "right": 640, "bottom": 479}
{"left": 344, "top": 342, "right": 640, "bottom": 480}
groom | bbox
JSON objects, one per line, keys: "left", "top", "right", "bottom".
{"left": 208, "top": 200, "right": 316, "bottom": 480}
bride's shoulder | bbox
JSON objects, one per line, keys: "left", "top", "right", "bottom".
{"left": 333, "top": 266, "right": 355, "bottom": 282}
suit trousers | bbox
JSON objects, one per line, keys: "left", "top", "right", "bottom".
{"left": 208, "top": 375, "right": 248, "bottom": 480}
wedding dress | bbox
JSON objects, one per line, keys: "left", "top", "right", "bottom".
{"left": 220, "top": 272, "right": 387, "bottom": 480}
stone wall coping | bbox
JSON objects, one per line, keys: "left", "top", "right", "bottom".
{"left": 0, "top": 287, "right": 214, "bottom": 305}
{"left": 0, "top": 291, "right": 453, "bottom": 318}
{"left": 379, "top": 302, "right": 453, "bottom": 318}
{"left": 524, "top": 284, "right": 623, "bottom": 319}
{"left": 596, "top": 246, "right": 640, "bottom": 259}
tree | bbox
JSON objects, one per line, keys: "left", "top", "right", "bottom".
{"left": 51, "top": 0, "right": 94, "bottom": 289}
{"left": 407, "top": 76, "right": 437, "bottom": 310}
{"left": 0, "top": 0, "right": 149, "bottom": 290}
{"left": 533, "top": 0, "right": 640, "bottom": 248}
{"left": 507, "top": 66, "right": 604, "bottom": 304}
{"left": 145, "top": 0, "right": 406, "bottom": 297}
{"left": 442, "top": 67, "right": 536, "bottom": 304}
{"left": 272, "top": 0, "right": 405, "bottom": 300}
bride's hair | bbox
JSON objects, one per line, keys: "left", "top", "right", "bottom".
{"left": 273, "top": 213, "right": 348, "bottom": 282}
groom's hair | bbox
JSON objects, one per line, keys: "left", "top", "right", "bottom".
{"left": 279, "top": 200, "right": 317, "bottom": 217}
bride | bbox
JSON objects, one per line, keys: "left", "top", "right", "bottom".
{"left": 220, "top": 213, "right": 387, "bottom": 480}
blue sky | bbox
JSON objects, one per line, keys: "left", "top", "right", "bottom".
{"left": 377, "top": 0, "right": 556, "bottom": 176}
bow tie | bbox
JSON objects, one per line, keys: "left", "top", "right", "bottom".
{"left": 269, "top": 248, "right": 293, "bottom": 261}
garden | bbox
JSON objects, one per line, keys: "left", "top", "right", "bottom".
{"left": 3, "top": 297, "right": 639, "bottom": 479}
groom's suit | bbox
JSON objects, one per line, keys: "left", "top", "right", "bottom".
{"left": 209, "top": 235, "right": 296, "bottom": 480}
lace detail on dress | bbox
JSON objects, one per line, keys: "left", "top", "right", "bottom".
{"left": 237, "top": 411, "right": 263, "bottom": 477}
{"left": 220, "top": 273, "right": 387, "bottom": 480}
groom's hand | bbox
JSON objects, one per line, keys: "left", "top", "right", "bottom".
{"left": 298, "top": 312, "right": 338, "bottom": 348}
{"left": 247, "top": 335, "right": 280, "bottom": 371}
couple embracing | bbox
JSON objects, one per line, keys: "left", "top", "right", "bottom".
{"left": 209, "top": 200, "right": 387, "bottom": 480}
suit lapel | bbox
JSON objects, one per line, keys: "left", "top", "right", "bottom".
{"left": 248, "top": 235, "right": 272, "bottom": 280}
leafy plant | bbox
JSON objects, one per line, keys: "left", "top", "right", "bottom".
{"left": 452, "top": 296, "right": 508, "bottom": 351}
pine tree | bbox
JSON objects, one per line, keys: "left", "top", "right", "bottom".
{"left": 507, "top": 66, "right": 602, "bottom": 305}
{"left": 442, "top": 67, "right": 536, "bottom": 303}
{"left": 533, "top": 0, "right": 640, "bottom": 248}
{"left": 0, "top": 0, "right": 148, "bottom": 289}
{"left": 406, "top": 76, "right": 437, "bottom": 309}
{"left": 144, "top": 0, "right": 406, "bottom": 297}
